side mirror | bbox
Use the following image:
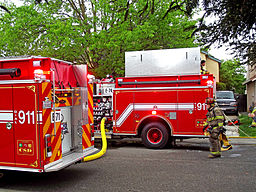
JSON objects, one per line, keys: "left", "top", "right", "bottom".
{"left": 236, "top": 95, "right": 239, "bottom": 99}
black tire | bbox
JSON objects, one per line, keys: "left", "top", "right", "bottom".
{"left": 141, "top": 122, "right": 169, "bottom": 149}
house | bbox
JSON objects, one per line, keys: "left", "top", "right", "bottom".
{"left": 200, "top": 50, "right": 222, "bottom": 83}
{"left": 243, "top": 64, "right": 256, "bottom": 110}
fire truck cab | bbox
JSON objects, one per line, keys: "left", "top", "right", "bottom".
{"left": 0, "top": 56, "right": 97, "bottom": 172}
{"left": 93, "top": 48, "right": 215, "bottom": 148}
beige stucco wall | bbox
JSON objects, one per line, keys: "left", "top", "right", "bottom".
{"left": 246, "top": 81, "right": 255, "bottom": 111}
{"left": 245, "top": 61, "right": 256, "bottom": 110}
{"left": 200, "top": 53, "right": 220, "bottom": 82}
{"left": 207, "top": 59, "right": 220, "bottom": 82}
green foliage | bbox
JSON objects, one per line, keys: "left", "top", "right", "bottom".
{"left": 219, "top": 59, "right": 246, "bottom": 94}
{"left": 0, "top": 1, "right": 82, "bottom": 62}
{"left": 198, "top": 0, "right": 256, "bottom": 65}
{"left": 239, "top": 114, "right": 256, "bottom": 137}
{"left": 216, "top": 82, "right": 226, "bottom": 91}
{"left": 0, "top": 0, "right": 198, "bottom": 78}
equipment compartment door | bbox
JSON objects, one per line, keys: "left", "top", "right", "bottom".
{"left": 0, "top": 85, "right": 15, "bottom": 165}
{"left": 61, "top": 107, "right": 72, "bottom": 154}
{"left": 177, "top": 88, "right": 209, "bottom": 134}
{"left": 113, "top": 90, "right": 134, "bottom": 133}
{"left": 177, "top": 89, "right": 195, "bottom": 134}
{"left": 193, "top": 88, "right": 211, "bottom": 134}
{"left": 13, "top": 84, "right": 40, "bottom": 169}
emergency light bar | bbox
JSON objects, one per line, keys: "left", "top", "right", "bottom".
{"left": 0, "top": 68, "right": 21, "bottom": 77}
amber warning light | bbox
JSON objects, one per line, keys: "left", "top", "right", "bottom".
{"left": 34, "top": 69, "right": 50, "bottom": 81}
{"left": 207, "top": 80, "right": 214, "bottom": 86}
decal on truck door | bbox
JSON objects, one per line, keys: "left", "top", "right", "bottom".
{"left": 13, "top": 85, "right": 40, "bottom": 168}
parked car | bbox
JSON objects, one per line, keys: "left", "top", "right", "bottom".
{"left": 216, "top": 91, "right": 238, "bottom": 115}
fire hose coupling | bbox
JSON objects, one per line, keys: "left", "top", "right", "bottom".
{"left": 83, "top": 117, "right": 107, "bottom": 162}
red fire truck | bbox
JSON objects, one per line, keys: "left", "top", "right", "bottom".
{"left": 93, "top": 48, "right": 215, "bottom": 148}
{"left": 0, "top": 56, "right": 99, "bottom": 172}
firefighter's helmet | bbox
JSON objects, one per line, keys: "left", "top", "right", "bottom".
{"left": 205, "top": 97, "right": 215, "bottom": 105}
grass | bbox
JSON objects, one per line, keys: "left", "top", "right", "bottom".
{"left": 238, "top": 114, "right": 256, "bottom": 137}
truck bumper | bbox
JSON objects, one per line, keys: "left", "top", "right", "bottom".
{"left": 44, "top": 147, "right": 99, "bottom": 172}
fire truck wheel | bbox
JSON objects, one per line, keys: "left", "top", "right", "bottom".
{"left": 141, "top": 122, "right": 169, "bottom": 149}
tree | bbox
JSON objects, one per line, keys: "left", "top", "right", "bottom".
{"left": 218, "top": 59, "right": 246, "bottom": 94}
{"left": 0, "top": 5, "right": 10, "bottom": 13}
{"left": 197, "top": 0, "right": 256, "bottom": 65}
{"left": 0, "top": 0, "right": 198, "bottom": 77}
{"left": 0, "top": 1, "right": 82, "bottom": 61}
{"left": 65, "top": 0, "right": 199, "bottom": 77}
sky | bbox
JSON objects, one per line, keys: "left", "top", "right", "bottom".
{"left": 208, "top": 44, "right": 234, "bottom": 61}
{"left": 2, "top": 0, "right": 235, "bottom": 61}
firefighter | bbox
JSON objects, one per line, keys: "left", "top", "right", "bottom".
{"left": 204, "top": 126, "right": 232, "bottom": 151}
{"left": 200, "top": 60, "right": 208, "bottom": 74}
{"left": 204, "top": 97, "right": 224, "bottom": 158}
{"left": 248, "top": 102, "right": 256, "bottom": 127}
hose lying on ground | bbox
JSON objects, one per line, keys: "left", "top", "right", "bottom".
{"left": 83, "top": 117, "right": 107, "bottom": 162}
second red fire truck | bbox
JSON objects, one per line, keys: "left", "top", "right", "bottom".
{"left": 92, "top": 48, "right": 215, "bottom": 148}
{"left": 0, "top": 56, "right": 102, "bottom": 172}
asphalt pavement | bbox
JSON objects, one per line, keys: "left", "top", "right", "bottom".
{"left": 0, "top": 137, "right": 255, "bottom": 192}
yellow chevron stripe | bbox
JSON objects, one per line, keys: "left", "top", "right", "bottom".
{"left": 43, "top": 109, "right": 46, "bottom": 117}
{"left": 75, "top": 98, "right": 80, "bottom": 105}
{"left": 51, "top": 122, "right": 60, "bottom": 142}
{"left": 66, "top": 99, "right": 71, "bottom": 106}
{"left": 89, "top": 84, "right": 93, "bottom": 92}
{"left": 88, "top": 84, "right": 94, "bottom": 124}
{"left": 47, "top": 90, "right": 51, "bottom": 99}
{"left": 86, "top": 124, "right": 91, "bottom": 133}
{"left": 89, "top": 111, "right": 94, "bottom": 123}
{"left": 49, "top": 134, "right": 62, "bottom": 162}
{"left": 42, "top": 82, "right": 51, "bottom": 99}
{"left": 42, "top": 82, "right": 48, "bottom": 93}
{"left": 43, "top": 113, "right": 51, "bottom": 136}
{"left": 88, "top": 93, "right": 93, "bottom": 107}
{"left": 83, "top": 130, "right": 91, "bottom": 148}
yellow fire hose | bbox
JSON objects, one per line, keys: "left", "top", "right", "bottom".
{"left": 83, "top": 117, "right": 107, "bottom": 162}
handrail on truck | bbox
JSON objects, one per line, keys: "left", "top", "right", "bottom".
{"left": 50, "top": 68, "right": 57, "bottom": 136}
{"left": 118, "top": 79, "right": 201, "bottom": 86}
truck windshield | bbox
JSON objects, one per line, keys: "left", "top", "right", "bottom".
{"left": 216, "top": 92, "right": 234, "bottom": 99}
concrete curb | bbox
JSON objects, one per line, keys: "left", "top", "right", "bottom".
{"left": 229, "top": 136, "right": 256, "bottom": 139}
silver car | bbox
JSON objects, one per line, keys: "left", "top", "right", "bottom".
{"left": 216, "top": 91, "right": 238, "bottom": 115}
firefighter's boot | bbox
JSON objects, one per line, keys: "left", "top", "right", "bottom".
{"left": 208, "top": 154, "right": 221, "bottom": 158}
{"left": 221, "top": 145, "right": 232, "bottom": 151}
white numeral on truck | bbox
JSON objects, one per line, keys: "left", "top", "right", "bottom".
{"left": 195, "top": 103, "right": 207, "bottom": 110}
{"left": 18, "top": 110, "right": 35, "bottom": 124}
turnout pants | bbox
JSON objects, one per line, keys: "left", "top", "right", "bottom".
{"left": 209, "top": 127, "right": 221, "bottom": 155}
{"left": 219, "top": 132, "right": 231, "bottom": 147}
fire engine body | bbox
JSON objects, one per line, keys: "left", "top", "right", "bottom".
{"left": 0, "top": 56, "right": 97, "bottom": 172}
{"left": 93, "top": 48, "right": 215, "bottom": 148}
